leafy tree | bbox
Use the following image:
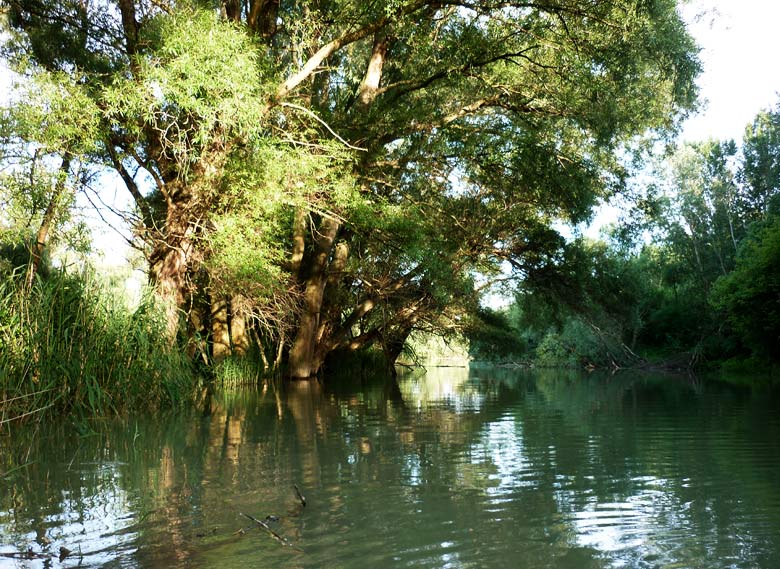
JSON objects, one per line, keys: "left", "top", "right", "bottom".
{"left": 464, "top": 307, "right": 527, "bottom": 361}
{"left": 740, "top": 104, "right": 780, "bottom": 219}
{"left": 515, "top": 237, "right": 654, "bottom": 367}
{"left": 652, "top": 141, "right": 742, "bottom": 285}
{"left": 2, "top": 0, "right": 701, "bottom": 377}
{"left": 711, "top": 217, "right": 780, "bottom": 362}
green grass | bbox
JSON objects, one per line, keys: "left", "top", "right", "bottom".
{"left": 212, "top": 354, "right": 267, "bottom": 386}
{"left": 0, "top": 268, "right": 196, "bottom": 427}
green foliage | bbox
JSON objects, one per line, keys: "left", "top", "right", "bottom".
{"left": 0, "top": 163, "right": 92, "bottom": 259}
{"left": 0, "top": 268, "right": 195, "bottom": 424}
{"left": 403, "top": 331, "right": 470, "bottom": 366}
{"left": 741, "top": 104, "right": 780, "bottom": 218}
{"left": 711, "top": 217, "right": 780, "bottom": 361}
{"left": 1, "top": 0, "right": 703, "bottom": 380}
{"left": 3, "top": 0, "right": 119, "bottom": 74}
{"left": 212, "top": 355, "right": 265, "bottom": 386}
{"left": 0, "top": 236, "right": 51, "bottom": 280}
{"left": 204, "top": 140, "right": 358, "bottom": 302}
{"left": 464, "top": 308, "right": 527, "bottom": 361}
{"left": 511, "top": 96, "right": 780, "bottom": 371}
{"left": 2, "top": 71, "right": 102, "bottom": 154}
{"left": 532, "top": 322, "right": 603, "bottom": 368}
{"left": 102, "top": 9, "right": 272, "bottom": 171}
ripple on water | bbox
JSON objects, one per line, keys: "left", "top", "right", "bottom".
{"left": 2, "top": 371, "right": 780, "bottom": 568}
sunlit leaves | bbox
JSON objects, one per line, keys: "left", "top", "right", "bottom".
{"left": 204, "top": 139, "right": 358, "bottom": 300}
{"left": 2, "top": 71, "right": 101, "bottom": 155}
{"left": 103, "top": 9, "right": 273, "bottom": 171}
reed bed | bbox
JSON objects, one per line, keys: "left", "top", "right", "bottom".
{"left": 0, "top": 269, "right": 195, "bottom": 427}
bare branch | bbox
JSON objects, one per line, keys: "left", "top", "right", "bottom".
{"left": 280, "top": 102, "right": 367, "bottom": 151}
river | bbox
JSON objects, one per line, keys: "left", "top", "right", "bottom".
{"left": 1, "top": 367, "right": 779, "bottom": 568}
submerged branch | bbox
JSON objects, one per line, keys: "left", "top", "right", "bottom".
{"left": 240, "top": 512, "right": 303, "bottom": 552}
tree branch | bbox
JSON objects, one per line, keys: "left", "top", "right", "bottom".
{"left": 273, "top": 1, "right": 427, "bottom": 101}
{"left": 105, "top": 143, "right": 154, "bottom": 228}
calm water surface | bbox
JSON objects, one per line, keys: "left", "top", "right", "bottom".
{"left": 2, "top": 368, "right": 780, "bottom": 568}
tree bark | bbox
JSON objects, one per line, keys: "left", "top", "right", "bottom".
{"left": 212, "top": 296, "right": 231, "bottom": 361}
{"left": 229, "top": 296, "right": 250, "bottom": 356}
{"left": 117, "top": 0, "right": 139, "bottom": 58}
{"left": 222, "top": 0, "right": 241, "bottom": 23}
{"left": 26, "top": 155, "right": 71, "bottom": 290}
{"left": 248, "top": 0, "right": 279, "bottom": 37}
{"left": 288, "top": 215, "right": 340, "bottom": 378}
{"left": 290, "top": 207, "right": 306, "bottom": 277}
{"left": 356, "top": 33, "right": 389, "bottom": 108}
{"left": 382, "top": 324, "right": 414, "bottom": 376}
{"left": 149, "top": 196, "right": 195, "bottom": 343}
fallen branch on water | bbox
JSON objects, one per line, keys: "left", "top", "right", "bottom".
{"left": 240, "top": 512, "right": 302, "bottom": 552}
{"left": 293, "top": 484, "right": 306, "bottom": 508}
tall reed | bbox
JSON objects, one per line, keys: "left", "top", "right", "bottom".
{"left": 0, "top": 268, "right": 195, "bottom": 427}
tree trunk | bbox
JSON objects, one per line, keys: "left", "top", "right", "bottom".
{"left": 211, "top": 295, "right": 250, "bottom": 360}
{"left": 356, "top": 33, "right": 388, "bottom": 108}
{"left": 288, "top": 216, "right": 340, "bottom": 378}
{"left": 290, "top": 207, "right": 306, "bottom": 277}
{"left": 383, "top": 324, "right": 413, "bottom": 377}
{"left": 248, "top": 0, "right": 279, "bottom": 37}
{"left": 229, "top": 296, "right": 250, "bottom": 356}
{"left": 26, "top": 155, "right": 71, "bottom": 290}
{"left": 212, "top": 296, "right": 231, "bottom": 361}
{"left": 149, "top": 199, "right": 195, "bottom": 343}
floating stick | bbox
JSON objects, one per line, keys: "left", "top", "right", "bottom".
{"left": 293, "top": 484, "right": 307, "bottom": 508}
{"left": 240, "top": 512, "right": 302, "bottom": 552}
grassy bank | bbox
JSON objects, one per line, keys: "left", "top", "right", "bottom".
{"left": 0, "top": 269, "right": 196, "bottom": 427}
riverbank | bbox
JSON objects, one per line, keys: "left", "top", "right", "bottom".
{"left": 0, "top": 269, "right": 195, "bottom": 428}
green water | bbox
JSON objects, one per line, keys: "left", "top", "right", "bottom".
{"left": 2, "top": 367, "right": 780, "bottom": 568}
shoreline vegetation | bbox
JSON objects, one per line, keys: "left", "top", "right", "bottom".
{"left": 0, "top": 267, "right": 195, "bottom": 428}
{"left": 2, "top": 262, "right": 774, "bottom": 429}
{"left": 0, "top": 1, "right": 777, "bottom": 425}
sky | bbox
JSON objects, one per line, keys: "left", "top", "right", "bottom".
{"left": 679, "top": 0, "right": 780, "bottom": 143}
{"left": 584, "top": 0, "right": 780, "bottom": 236}
{"left": 3, "top": 2, "right": 780, "bottom": 264}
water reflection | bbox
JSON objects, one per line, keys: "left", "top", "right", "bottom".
{"left": 1, "top": 368, "right": 779, "bottom": 568}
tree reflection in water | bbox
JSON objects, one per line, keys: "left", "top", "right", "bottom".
{"left": 1, "top": 368, "right": 779, "bottom": 568}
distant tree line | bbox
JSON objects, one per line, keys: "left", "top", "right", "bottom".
{"left": 473, "top": 102, "right": 780, "bottom": 371}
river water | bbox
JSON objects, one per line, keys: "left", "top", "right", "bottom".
{"left": 1, "top": 367, "right": 779, "bottom": 568}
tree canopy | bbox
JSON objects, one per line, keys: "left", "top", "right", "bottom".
{"left": 509, "top": 98, "right": 780, "bottom": 371}
{"left": 1, "top": 0, "right": 701, "bottom": 376}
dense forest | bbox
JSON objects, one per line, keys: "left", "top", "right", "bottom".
{"left": 471, "top": 109, "right": 780, "bottom": 371}
{"left": 0, "top": 0, "right": 774, "bottom": 421}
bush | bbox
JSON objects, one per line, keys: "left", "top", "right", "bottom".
{"left": 711, "top": 217, "right": 780, "bottom": 362}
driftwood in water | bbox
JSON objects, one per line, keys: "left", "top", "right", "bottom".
{"left": 293, "top": 484, "right": 306, "bottom": 508}
{"left": 240, "top": 512, "right": 302, "bottom": 551}
{"left": 237, "top": 484, "right": 308, "bottom": 551}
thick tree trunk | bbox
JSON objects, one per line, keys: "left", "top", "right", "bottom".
{"left": 248, "top": 0, "right": 279, "bottom": 37}
{"left": 212, "top": 295, "right": 250, "bottom": 360}
{"left": 149, "top": 199, "right": 195, "bottom": 343}
{"left": 222, "top": 0, "right": 241, "bottom": 23}
{"left": 383, "top": 324, "right": 413, "bottom": 377}
{"left": 288, "top": 216, "right": 340, "bottom": 378}
{"left": 229, "top": 298, "right": 250, "bottom": 356}
{"left": 212, "top": 296, "right": 231, "bottom": 361}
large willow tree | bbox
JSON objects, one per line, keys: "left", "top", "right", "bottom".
{"left": 2, "top": 0, "right": 699, "bottom": 377}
